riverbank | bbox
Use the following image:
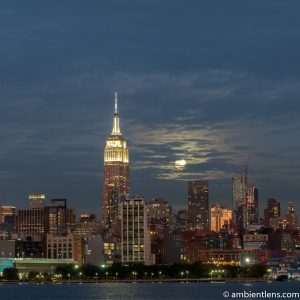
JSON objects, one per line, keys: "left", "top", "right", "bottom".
{"left": 0, "top": 277, "right": 275, "bottom": 284}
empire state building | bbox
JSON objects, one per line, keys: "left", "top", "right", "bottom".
{"left": 103, "top": 92, "right": 129, "bottom": 228}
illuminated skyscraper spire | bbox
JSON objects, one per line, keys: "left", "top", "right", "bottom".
{"left": 112, "top": 91, "right": 121, "bottom": 135}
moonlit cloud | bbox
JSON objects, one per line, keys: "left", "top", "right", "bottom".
{"left": 127, "top": 112, "right": 300, "bottom": 180}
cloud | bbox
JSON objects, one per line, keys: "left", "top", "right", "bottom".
{"left": 127, "top": 110, "right": 300, "bottom": 183}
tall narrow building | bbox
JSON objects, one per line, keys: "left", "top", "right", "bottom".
{"left": 44, "top": 199, "right": 67, "bottom": 236}
{"left": 233, "top": 167, "right": 259, "bottom": 230}
{"left": 121, "top": 197, "right": 151, "bottom": 264}
{"left": 285, "top": 202, "right": 298, "bottom": 230}
{"left": 188, "top": 180, "right": 209, "bottom": 229}
{"left": 264, "top": 198, "right": 281, "bottom": 228}
{"left": 232, "top": 171, "right": 248, "bottom": 228}
{"left": 103, "top": 92, "right": 129, "bottom": 229}
{"left": 246, "top": 186, "right": 259, "bottom": 226}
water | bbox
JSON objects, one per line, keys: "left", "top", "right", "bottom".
{"left": 0, "top": 282, "right": 300, "bottom": 299}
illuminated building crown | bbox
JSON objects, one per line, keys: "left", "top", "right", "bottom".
{"left": 104, "top": 91, "right": 129, "bottom": 163}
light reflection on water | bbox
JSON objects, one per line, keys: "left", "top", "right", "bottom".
{"left": 0, "top": 282, "right": 300, "bottom": 300}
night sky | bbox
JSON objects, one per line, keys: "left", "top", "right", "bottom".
{"left": 1, "top": 1, "right": 300, "bottom": 217}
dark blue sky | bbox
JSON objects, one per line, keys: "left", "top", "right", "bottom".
{"left": 0, "top": 1, "right": 300, "bottom": 217}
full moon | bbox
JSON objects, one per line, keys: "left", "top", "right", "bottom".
{"left": 175, "top": 159, "right": 187, "bottom": 170}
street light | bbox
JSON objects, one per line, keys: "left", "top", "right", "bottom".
{"left": 132, "top": 271, "right": 137, "bottom": 279}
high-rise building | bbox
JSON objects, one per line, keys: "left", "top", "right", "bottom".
{"left": 147, "top": 198, "right": 172, "bottom": 226}
{"left": 285, "top": 202, "right": 298, "bottom": 230}
{"left": 210, "top": 203, "right": 233, "bottom": 232}
{"left": 29, "top": 194, "right": 46, "bottom": 209}
{"left": 121, "top": 197, "right": 151, "bottom": 264}
{"left": 264, "top": 198, "right": 280, "bottom": 228}
{"left": 16, "top": 208, "right": 45, "bottom": 239}
{"left": 147, "top": 198, "right": 172, "bottom": 265}
{"left": 188, "top": 180, "right": 209, "bottom": 229}
{"left": 233, "top": 168, "right": 259, "bottom": 230}
{"left": 232, "top": 171, "right": 248, "bottom": 229}
{"left": 44, "top": 199, "right": 67, "bottom": 236}
{"left": 103, "top": 92, "right": 129, "bottom": 229}
{"left": 246, "top": 186, "right": 259, "bottom": 226}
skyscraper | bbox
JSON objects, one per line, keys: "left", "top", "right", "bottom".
{"left": 44, "top": 199, "right": 67, "bottom": 236}
{"left": 121, "top": 197, "right": 151, "bottom": 264}
{"left": 285, "top": 202, "right": 298, "bottom": 230}
{"left": 246, "top": 186, "right": 259, "bottom": 226}
{"left": 16, "top": 208, "right": 45, "bottom": 239}
{"left": 232, "top": 170, "right": 259, "bottom": 230}
{"left": 188, "top": 180, "right": 209, "bottom": 229}
{"left": 103, "top": 92, "right": 129, "bottom": 229}
{"left": 232, "top": 171, "right": 248, "bottom": 229}
{"left": 147, "top": 198, "right": 172, "bottom": 226}
{"left": 264, "top": 198, "right": 280, "bottom": 228}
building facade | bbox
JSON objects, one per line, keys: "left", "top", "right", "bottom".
{"left": 45, "top": 233, "right": 74, "bottom": 260}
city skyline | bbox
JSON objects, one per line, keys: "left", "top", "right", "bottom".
{"left": 0, "top": 1, "right": 300, "bottom": 215}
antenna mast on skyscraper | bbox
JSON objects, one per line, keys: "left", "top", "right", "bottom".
{"left": 244, "top": 154, "right": 251, "bottom": 175}
{"left": 114, "top": 90, "right": 118, "bottom": 114}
